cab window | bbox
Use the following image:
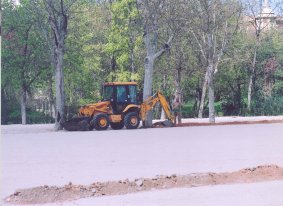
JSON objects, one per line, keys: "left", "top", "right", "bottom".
{"left": 129, "top": 85, "right": 137, "bottom": 104}
{"left": 103, "top": 86, "right": 113, "bottom": 100}
{"left": 117, "top": 86, "right": 127, "bottom": 103}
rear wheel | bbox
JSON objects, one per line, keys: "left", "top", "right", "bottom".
{"left": 124, "top": 112, "right": 140, "bottom": 129}
{"left": 91, "top": 113, "right": 110, "bottom": 130}
{"left": 110, "top": 122, "right": 124, "bottom": 130}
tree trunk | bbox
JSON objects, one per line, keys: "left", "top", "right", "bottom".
{"left": 247, "top": 74, "right": 253, "bottom": 111}
{"left": 143, "top": 56, "right": 154, "bottom": 127}
{"left": 207, "top": 31, "right": 215, "bottom": 123}
{"left": 247, "top": 38, "right": 259, "bottom": 111}
{"left": 111, "top": 54, "right": 116, "bottom": 81}
{"left": 174, "top": 67, "right": 182, "bottom": 124}
{"left": 20, "top": 88, "right": 27, "bottom": 125}
{"left": 142, "top": 24, "right": 172, "bottom": 127}
{"left": 236, "top": 78, "right": 242, "bottom": 115}
{"left": 207, "top": 63, "right": 215, "bottom": 123}
{"left": 129, "top": 36, "right": 135, "bottom": 81}
{"left": 198, "top": 71, "right": 208, "bottom": 118}
{"left": 44, "top": 0, "right": 69, "bottom": 129}
{"left": 1, "top": 88, "right": 8, "bottom": 124}
{"left": 160, "top": 74, "right": 167, "bottom": 120}
{"left": 47, "top": 74, "right": 55, "bottom": 120}
{"left": 54, "top": 47, "right": 65, "bottom": 130}
{"left": 142, "top": 23, "right": 158, "bottom": 128}
{"left": 130, "top": 49, "right": 135, "bottom": 81}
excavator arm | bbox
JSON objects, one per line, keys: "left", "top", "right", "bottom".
{"left": 140, "top": 91, "right": 175, "bottom": 124}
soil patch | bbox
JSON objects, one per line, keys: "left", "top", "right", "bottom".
{"left": 5, "top": 164, "right": 283, "bottom": 205}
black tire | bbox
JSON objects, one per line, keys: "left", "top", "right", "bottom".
{"left": 78, "top": 119, "right": 91, "bottom": 131}
{"left": 110, "top": 122, "right": 124, "bottom": 130}
{"left": 91, "top": 113, "right": 110, "bottom": 130}
{"left": 124, "top": 112, "right": 140, "bottom": 129}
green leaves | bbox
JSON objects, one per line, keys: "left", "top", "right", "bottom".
{"left": 104, "top": 0, "right": 142, "bottom": 81}
{"left": 2, "top": 0, "right": 49, "bottom": 89}
{"left": 106, "top": 70, "right": 140, "bottom": 82}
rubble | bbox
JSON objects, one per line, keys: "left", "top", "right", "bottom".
{"left": 135, "top": 179, "right": 143, "bottom": 187}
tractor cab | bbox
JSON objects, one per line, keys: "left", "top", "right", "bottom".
{"left": 102, "top": 82, "right": 138, "bottom": 114}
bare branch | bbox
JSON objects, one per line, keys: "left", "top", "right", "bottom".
{"left": 153, "top": 35, "right": 174, "bottom": 59}
{"left": 190, "top": 30, "right": 206, "bottom": 60}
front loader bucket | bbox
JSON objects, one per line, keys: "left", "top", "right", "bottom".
{"left": 62, "top": 117, "right": 92, "bottom": 131}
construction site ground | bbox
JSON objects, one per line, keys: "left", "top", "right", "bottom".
{"left": 1, "top": 116, "right": 283, "bottom": 206}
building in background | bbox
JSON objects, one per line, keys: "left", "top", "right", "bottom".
{"left": 256, "top": 0, "right": 283, "bottom": 30}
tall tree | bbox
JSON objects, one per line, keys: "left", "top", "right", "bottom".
{"left": 139, "top": 0, "right": 173, "bottom": 127}
{"left": 46, "top": 0, "right": 68, "bottom": 130}
{"left": 244, "top": 0, "right": 282, "bottom": 111}
{"left": 187, "top": 0, "right": 242, "bottom": 122}
{"left": 31, "top": 0, "right": 78, "bottom": 130}
{"left": 2, "top": 0, "right": 48, "bottom": 124}
{"left": 105, "top": 0, "right": 142, "bottom": 81}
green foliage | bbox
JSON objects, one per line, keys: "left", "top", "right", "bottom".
{"left": 63, "top": 2, "right": 110, "bottom": 107}
{"left": 251, "top": 96, "right": 283, "bottom": 116}
{"left": 181, "top": 103, "right": 195, "bottom": 118}
{"left": 1, "top": 0, "right": 51, "bottom": 124}
{"left": 273, "top": 69, "right": 283, "bottom": 96}
{"left": 221, "top": 96, "right": 245, "bottom": 116}
{"left": 106, "top": 70, "right": 140, "bottom": 82}
{"left": 4, "top": 109, "right": 53, "bottom": 125}
{"left": 104, "top": 0, "right": 143, "bottom": 80}
{"left": 182, "top": 102, "right": 223, "bottom": 118}
{"left": 2, "top": 0, "right": 49, "bottom": 86}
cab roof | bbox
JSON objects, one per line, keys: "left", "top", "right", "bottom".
{"left": 103, "top": 82, "right": 138, "bottom": 86}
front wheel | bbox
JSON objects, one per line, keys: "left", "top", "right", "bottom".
{"left": 91, "top": 113, "right": 110, "bottom": 130}
{"left": 124, "top": 112, "right": 140, "bottom": 129}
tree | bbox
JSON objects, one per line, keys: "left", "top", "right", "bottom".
{"left": 139, "top": 0, "right": 173, "bottom": 127}
{"left": 31, "top": 0, "right": 78, "bottom": 130}
{"left": 2, "top": 0, "right": 49, "bottom": 124}
{"left": 47, "top": 0, "right": 68, "bottom": 130}
{"left": 105, "top": 0, "right": 142, "bottom": 82}
{"left": 69, "top": 2, "right": 111, "bottom": 104}
{"left": 245, "top": 0, "right": 282, "bottom": 111}
{"left": 187, "top": 0, "right": 242, "bottom": 122}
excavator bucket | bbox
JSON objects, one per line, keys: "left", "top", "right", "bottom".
{"left": 62, "top": 117, "right": 92, "bottom": 131}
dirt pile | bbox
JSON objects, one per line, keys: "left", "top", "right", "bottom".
{"left": 5, "top": 164, "right": 283, "bottom": 205}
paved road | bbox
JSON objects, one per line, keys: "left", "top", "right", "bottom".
{"left": 55, "top": 180, "right": 283, "bottom": 206}
{"left": 2, "top": 123, "right": 283, "bottom": 203}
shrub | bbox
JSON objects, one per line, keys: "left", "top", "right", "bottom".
{"left": 251, "top": 96, "right": 283, "bottom": 116}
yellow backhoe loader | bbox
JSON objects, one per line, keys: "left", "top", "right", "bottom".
{"left": 62, "top": 82, "right": 175, "bottom": 131}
